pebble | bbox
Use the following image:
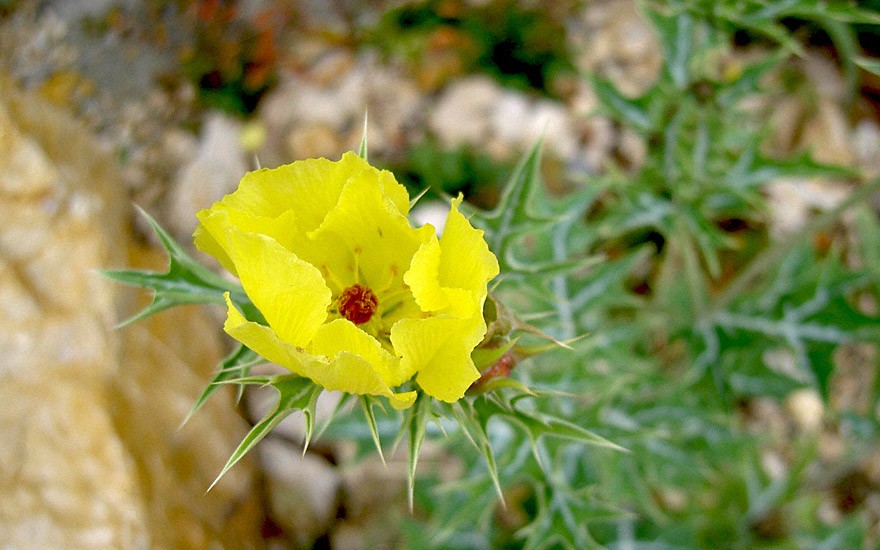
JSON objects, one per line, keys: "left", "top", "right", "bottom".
{"left": 167, "top": 111, "right": 248, "bottom": 237}
{"left": 260, "top": 439, "right": 341, "bottom": 547}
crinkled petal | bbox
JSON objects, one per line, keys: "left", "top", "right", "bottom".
{"left": 310, "top": 318, "right": 415, "bottom": 387}
{"left": 220, "top": 227, "right": 330, "bottom": 348}
{"left": 218, "top": 152, "right": 361, "bottom": 230}
{"left": 307, "top": 169, "right": 430, "bottom": 293}
{"left": 405, "top": 195, "right": 498, "bottom": 318}
{"left": 224, "top": 295, "right": 416, "bottom": 409}
{"left": 440, "top": 195, "right": 499, "bottom": 292}
{"left": 390, "top": 315, "right": 484, "bottom": 402}
{"left": 195, "top": 208, "right": 298, "bottom": 276}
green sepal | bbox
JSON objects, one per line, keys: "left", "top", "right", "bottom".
{"left": 100, "top": 206, "right": 247, "bottom": 326}
{"left": 469, "top": 376, "right": 537, "bottom": 398}
{"left": 316, "top": 392, "right": 355, "bottom": 440}
{"left": 208, "top": 375, "right": 321, "bottom": 490}
{"left": 471, "top": 338, "right": 518, "bottom": 371}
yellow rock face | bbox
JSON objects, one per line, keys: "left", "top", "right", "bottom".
{"left": 0, "top": 78, "right": 262, "bottom": 548}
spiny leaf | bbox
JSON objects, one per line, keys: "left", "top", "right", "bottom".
{"left": 589, "top": 75, "right": 653, "bottom": 133}
{"left": 717, "top": 50, "right": 786, "bottom": 107}
{"left": 473, "top": 397, "right": 628, "bottom": 454}
{"left": 642, "top": 5, "right": 694, "bottom": 89}
{"left": 357, "top": 112, "right": 369, "bottom": 161}
{"left": 360, "top": 395, "right": 387, "bottom": 465}
{"left": 724, "top": 146, "right": 855, "bottom": 190}
{"left": 100, "top": 207, "right": 246, "bottom": 325}
{"left": 450, "top": 401, "right": 505, "bottom": 505}
{"left": 181, "top": 343, "right": 261, "bottom": 428}
{"left": 465, "top": 139, "right": 556, "bottom": 259}
{"left": 208, "top": 376, "right": 319, "bottom": 490}
{"left": 406, "top": 393, "right": 432, "bottom": 511}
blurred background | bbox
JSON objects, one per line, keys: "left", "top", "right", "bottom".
{"left": 2, "top": 0, "right": 880, "bottom": 548}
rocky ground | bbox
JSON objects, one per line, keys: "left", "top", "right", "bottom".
{"left": 1, "top": 0, "right": 879, "bottom": 548}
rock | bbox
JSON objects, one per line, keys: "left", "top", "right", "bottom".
{"left": 411, "top": 200, "right": 451, "bottom": 234}
{"left": 853, "top": 119, "right": 880, "bottom": 178}
{"left": 494, "top": 92, "right": 579, "bottom": 158}
{"left": 571, "top": 0, "right": 661, "bottom": 96}
{"left": 785, "top": 388, "right": 824, "bottom": 433}
{"left": 765, "top": 178, "right": 851, "bottom": 237}
{"left": 260, "top": 439, "right": 341, "bottom": 548}
{"left": 0, "top": 77, "right": 262, "bottom": 548}
{"left": 830, "top": 343, "right": 877, "bottom": 415}
{"left": 0, "top": 76, "right": 143, "bottom": 548}
{"left": 286, "top": 121, "right": 346, "bottom": 160}
{"left": 429, "top": 76, "right": 501, "bottom": 148}
{"left": 167, "top": 112, "right": 248, "bottom": 238}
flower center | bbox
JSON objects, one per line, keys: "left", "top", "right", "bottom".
{"left": 338, "top": 284, "right": 379, "bottom": 325}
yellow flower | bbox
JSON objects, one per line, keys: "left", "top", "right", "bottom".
{"left": 194, "top": 152, "right": 498, "bottom": 408}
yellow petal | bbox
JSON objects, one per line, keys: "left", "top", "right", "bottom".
{"left": 440, "top": 195, "right": 499, "bottom": 293}
{"left": 219, "top": 152, "right": 362, "bottom": 229}
{"left": 307, "top": 168, "right": 428, "bottom": 293}
{"left": 195, "top": 207, "right": 299, "bottom": 276}
{"left": 224, "top": 295, "right": 416, "bottom": 409}
{"left": 405, "top": 195, "right": 498, "bottom": 318}
{"left": 193, "top": 152, "right": 411, "bottom": 270}
{"left": 390, "top": 315, "right": 484, "bottom": 402}
{"left": 220, "top": 227, "right": 330, "bottom": 348}
{"left": 310, "top": 319, "right": 414, "bottom": 387}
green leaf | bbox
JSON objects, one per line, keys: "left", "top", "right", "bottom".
{"left": 717, "top": 50, "right": 786, "bottom": 107}
{"left": 360, "top": 395, "right": 387, "bottom": 465}
{"left": 855, "top": 55, "right": 880, "bottom": 79}
{"left": 181, "top": 343, "right": 261, "bottom": 427}
{"left": 724, "top": 147, "right": 855, "bottom": 191}
{"left": 474, "top": 397, "right": 628, "bottom": 455}
{"left": 357, "top": 112, "right": 369, "bottom": 161}
{"left": 643, "top": 5, "right": 694, "bottom": 89}
{"left": 589, "top": 75, "right": 653, "bottom": 133}
{"left": 209, "top": 376, "right": 320, "bottom": 490}
{"left": 406, "top": 393, "right": 431, "bottom": 511}
{"left": 450, "top": 400, "right": 505, "bottom": 505}
{"left": 100, "top": 207, "right": 247, "bottom": 325}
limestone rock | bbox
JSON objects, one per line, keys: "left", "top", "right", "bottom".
{"left": 0, "top": 78, "right": 262, "bottom": 548}
{"left": 0, "top": 76, "right": 144, "bottom": 548}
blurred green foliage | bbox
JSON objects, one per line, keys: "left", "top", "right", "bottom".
{"left": 365, "top": 0, "right": 576, "bottom": 95}
{"left": 173, "top": 0, "right": 287, "bottom": 115}
{"left": 385, "top": 137, "right": 515, "bottom": 207}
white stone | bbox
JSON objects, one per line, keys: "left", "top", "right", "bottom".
{"left": 260, "top": 439, "right": 341, "bottom": 547}
{"left": 490, "top": 92, "right": 579, "bottom": 158}
{"left": 411, "top": 200, "right": 450, "bottom": 234}
{"left": 168, "top": 112, "right": 248, "bottom": 236}
{"left": 429, "top": 76, "right": 501, "bottom": 148}
{"left": 786, "top": 388, "right": 824, "bottom": 433}
{"left": 765, "top": 179, "right": 851, "bottom": 237}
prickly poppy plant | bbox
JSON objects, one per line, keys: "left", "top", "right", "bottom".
{"left": 103, "top": 136, "right": 618, "bottom": 516}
